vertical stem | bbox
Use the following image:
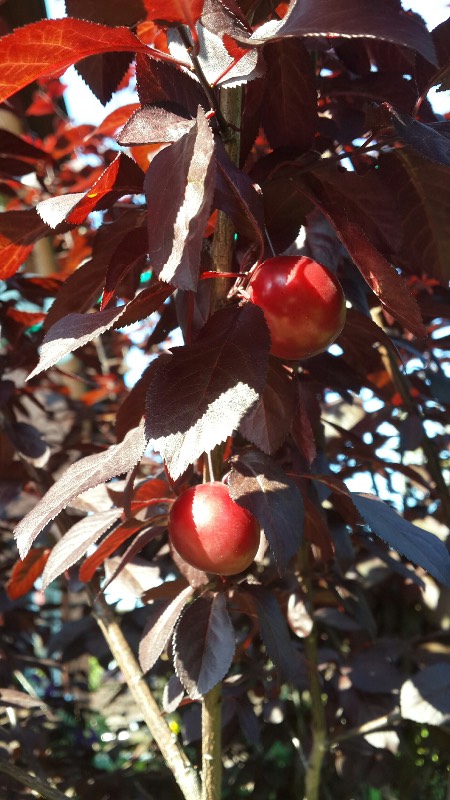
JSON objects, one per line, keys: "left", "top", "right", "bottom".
{"left": 210, "top": 86, "right": 242, "bottom": 311}
{"left": 201, "top": 84, "right": 243, "bottom": 800}
{"left": 201, "top": 682, "right": 223, "bottom": 800}
{"left": 301, "top": 545, "right": 327, "bottom": 800}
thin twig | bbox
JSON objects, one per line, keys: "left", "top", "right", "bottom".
{"left": 328, "top": 711, "right": 400, "bottom": 746}
{"left": 0, "top": 761, "right": 71, "bottom": 800}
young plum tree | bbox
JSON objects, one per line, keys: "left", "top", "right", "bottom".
{"left": 1, "top": 2, "right": 450, "bottom": 800}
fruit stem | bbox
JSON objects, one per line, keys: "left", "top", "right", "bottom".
{"left": 206, "top": 450, "right": 216, "bottom": 482}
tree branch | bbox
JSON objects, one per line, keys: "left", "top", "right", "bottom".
{"left": 300, "top": 545, "right": 327, "bottom": 800}
{"left": 201, "top": 682, "right": 223, "bottom": 800}
{"left": 0, "top": 761, "right": 71, "bottom": 800}
{"left": 90, "top": 588, "right": 202, "bottom": 800}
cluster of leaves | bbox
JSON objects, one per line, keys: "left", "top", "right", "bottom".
{"left": 1, "top": 0, "right": 450, "bottom": 797}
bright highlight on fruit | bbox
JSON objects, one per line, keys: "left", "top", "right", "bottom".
{"left": 168, "top": 482, "right": 260, "bottom": 576}
{"left": 248, "top": 255, "right": 346, "bottom": 361}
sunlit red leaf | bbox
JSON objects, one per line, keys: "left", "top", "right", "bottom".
{"left": 0, "top": 209, "right": 64, "bottom": 281}
{"left": 85, "top": 104, "right": 141, "bottom": 142}
{"left": 143, "top": 0, "right": 204, "bottom": 26}
{"left": 6, "top": 547, "right": 51, "bottom": 600}
{"left": 79, "top": 518, "right": 149, "bottom": 582}
{"left": 26, "top": 94, "right": 58, "bottom": 116}
{"left": 133, "top": 477, "right": 172, "bottom": 504}
{"left": 37, "top": 154, "right": 144, "bottom": 229}
{"left": 6, "top": 309, "right": 46, "bottom": 328}
{"left": 0, "top": 18, "right": 180, "bottom": 105}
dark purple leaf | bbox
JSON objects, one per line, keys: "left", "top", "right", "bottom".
{"left": 239, "top": 358, "right": 297, "bottom": 454}
{"left": 114, "top": 281, "right": 174, "bottom": 327}
{"left": 116, "top": 356, "right": 171, "bottom": 442}
{"left": 100, "top": 526, "right": 165, "bottom": 595}
{"left": 33, "top": 281, "right": 171, "bottom": 379}
{"left": 305, "top": 164, "right": 403, "bottom": 260}
{"left": 65, "top": 0, "right": 145, "bottom": 26}
{"left": 14, "top": 422, "right": 147, "bottom": 558}
{"left": 163, "top": 673, "right": 185, "bottom": 712}
{"left": 261, "top": 39, "right": 316, "bottom": 152}
{"left": 29, "top": 305, "right": 131, "bottom": 379}
{"left": 349, "top": 650, "right": 401, "bottom": 693}
{"left": 0, "top": 207, "right": 69, "bottom": 246}
{"left": 400, "top": 663, "right": 450, "bottom": 725}
{"left": 261, "top": 164, "right": 314, "bottom": 252}
{"left": 240, "top": 583, "right": 299, "bottom": 683}
{"left": 66, "top": 0, "right": 145, "bottom": 104}
{"left": 321, "top": 71, "right": 420, "bottom": 116}
{"left": 201, "top": 0, "right": 252, "bottom": 38}
{"left": 144, "top": 106, "right": 215, "bottom": 290}
{"left": 174, "top": 593, "right": 235, "bottom": 700}
{"left": 41, "top": 509, "right": 122, "bottom": 589}
{"left": 118, "top": 104, "right": 195, "bottom": 145}
{"left": 139, "top": 585, "right": 194, "bottom": 672}
{"left": 136, "top": 52, "right": 207, "bottom": 114}
{"left": 351, "top": 492, "right": 450, "bottom": 588}
{"left": 44, "top": 258, "right": 104, "bottom": 331}
{"left": 0, "top": 128, "right": 51, "bottom": 162}
{"left": 66, "top": 0, "right": 146, "bottom": 102}
{"left": 145, "top": 304, "right": 270, "bottom": 479}
{"left": 377, "top": 149, "right": 450, "bottom": 285}
{"left": 314, "top": 607, "right": 361, "bottom": 632}
{"left": 388, "top": 108, "right": 450, "bottom": 168}
{"left": 228, "top": 449, "right": 303, "bottom": 572}
{"left": 76, "top": 52, "right": 134, "bottom": 105}
{"left": 44, "top": 210, "right": 146, "bottom": 329}
{"left": 237, "top": 698, "right": 260, "bottom": 746}
{"left": 214, "top": 139, "right": 265, "bottom": 250}
{"left": 247, "top": 0, "right": 436, "bottom": 65}
{"left": 416, "top": 17, "right": 450, "bottom": 98}
{"left": 5, "top": 422, "right": 49, "bottom": 466}
{"left": 170, "top": 546, "right": 210, "bottom": 589}
{"left": 299, "top": 176, "right": 426, "bottom": 337}
{"left": 102, "top": 222, "right": 148, "bottom": 307}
